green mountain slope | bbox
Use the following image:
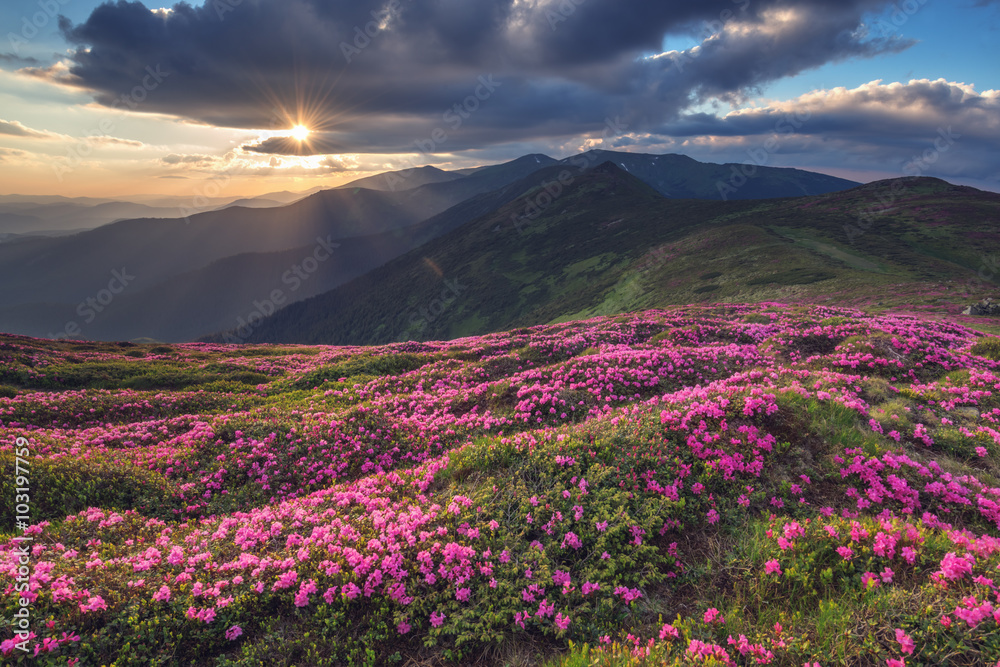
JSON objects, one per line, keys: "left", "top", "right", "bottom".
{"left": 234, "top": 166, "right": 1000, "bottom": 345}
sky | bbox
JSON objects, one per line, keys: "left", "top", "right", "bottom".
{"left": 0, "top": 0, "right": 998, "bottom": 198}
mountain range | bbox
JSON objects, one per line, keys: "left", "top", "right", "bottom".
{"left": 0, "top": 189, "right": 317, "bottom": 238}
{"left": 6, "top": 149, "right": 973, "bottom": 344}
{"left": 228, "top": 163, "right": 1000, "bottom": 345}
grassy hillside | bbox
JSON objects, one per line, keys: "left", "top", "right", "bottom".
{"left": 2, "top": 304, "right": 1000, "bottom": 665}
{"left": 237, "top": 167, "right": 1000, "bottom": 346}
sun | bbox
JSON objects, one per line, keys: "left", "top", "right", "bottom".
{"left": 290, "top": 125, "right": 310, "bottom": 141}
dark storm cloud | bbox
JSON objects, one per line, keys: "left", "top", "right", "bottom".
{"left": 59, "top": 0, "right": 911, "bottom": 155}
{"left": 656, "top": 79, "right": 1000, "bottom": 182}
{"left": 245, "top": 135, "right": 354, "bottom": 157}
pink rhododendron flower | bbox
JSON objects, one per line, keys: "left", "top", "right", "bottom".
{"left": 687, "top": 639, "right": 732, "bottom": 663}
{"left": 895, "top": 629, "right": 914, "bottom": 655}
{"left": 536, "top": 599, "right": 555, "bottom": 618}
{"left": 79, "top": 595, "right": 107, "bottom": 613}
{"left": 561, "top": 532, "right": 582, "bottom": 549}
{"left": 272, "top": 569, "right": 298, "bottom": 591}
{"left": 939, "top": 552, "right": 974, "bottom": 580}
{"left": 703, "top": 608, "right": 723, "bottom": 625}
{"left": 342, "top": 582, "right": 361, "bottom": 599}
{"left": 783, "top": 521, "right": 804, "bottom": 539}
{"left": 954, "top": 597, "right": 994, "bottom": 628}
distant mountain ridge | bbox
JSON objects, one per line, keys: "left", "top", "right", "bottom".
{"left": 336, "top": 165, "right": 465, "bottom": 192}
{"left": 0, "top": 151, "right": 874, "bottom": 342}
{"left": 0, "top": 155, "right": 565, "bottom": 340}
{"left": 556, "top": 150, "right": 858, "bottom": 200}
{"left": 0, "top": 191, "right": 313, "bottom": 236}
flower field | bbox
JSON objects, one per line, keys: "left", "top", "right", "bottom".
{"left": 3, "top": 303, "right": 1000, "bottom": 666}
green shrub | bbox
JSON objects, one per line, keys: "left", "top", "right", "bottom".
{"left": 190, "top": 380, "right": 262, "bottom": 394}
{"left": 0, "top": 384, "right": 17, "bottom": 398}
{"left": 747, "top": 268, "right": 836, "bottom": 286}
{"left": 971, "top": 336, "right": 1000, "bottom": 360}
{"left": 647, "top": 331, "right": 671, "bottom": 345}
{"left": 693, "top": 284, "right": 720, "bottom": 293}
{"left": 0, "top": 452, "right": 180, "bottom": 525}
{"left": 14, "top": 360, "right": 275, "bottom": 391}
{"left": 225, "top": 347, "right": 306, "bottom": 357}
{"left": 289, "top": 353, "right": 432, "bottom": 389}
{"left": 699, "top": 271, "right": 723, "bottom": 280}
{"left": 210, "top": 371, "right": 271, "bottom": 387}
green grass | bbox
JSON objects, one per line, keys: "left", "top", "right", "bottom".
{"left": 0, "top": 358, "right": 272, "bottom": 391}
{"left": 746, "top": 268, "right": 837, "bottom": 286}
{"left": 0, "top": 452, "right": 179, "bottom": 526}
{"left": 286, "top": 353, "right": 434, "bottom": 389}
{"left": 971, "top": 336, "right": 1000, "bottom": 360}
